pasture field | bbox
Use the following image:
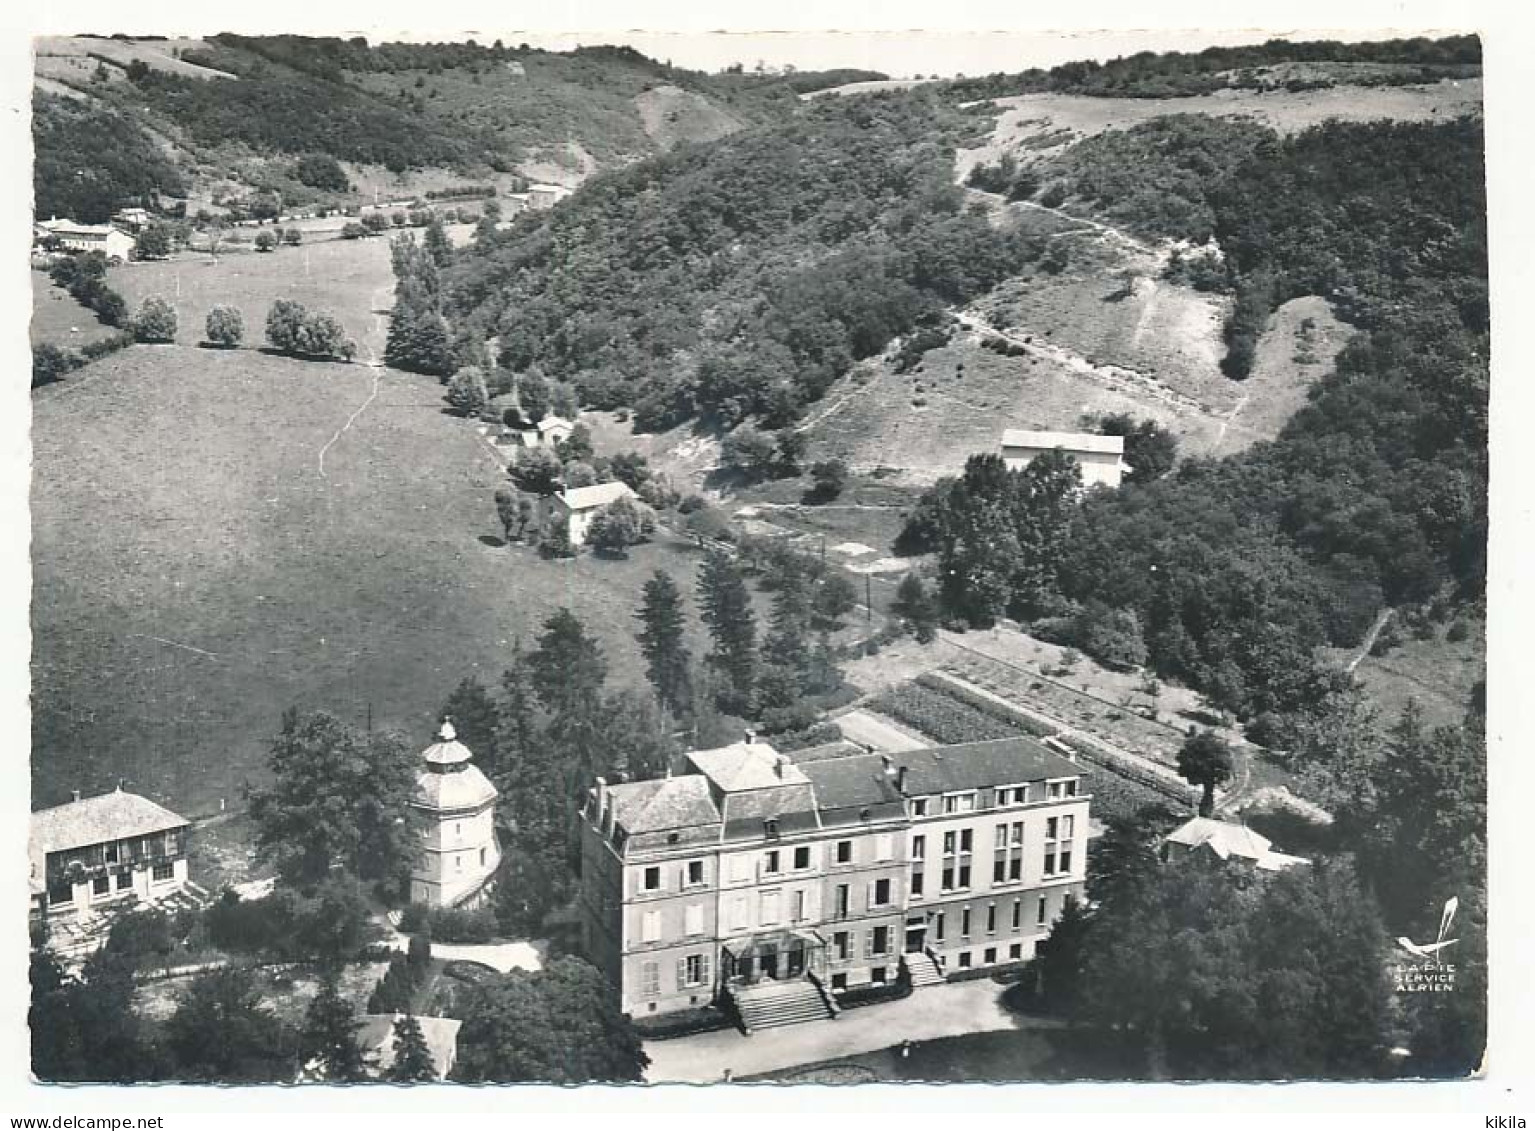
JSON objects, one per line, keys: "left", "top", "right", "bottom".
{"left": 959, "top": 78, "right": 1484, "bottom": 177}
{"left": 107, "top": 234, "right": 397, "bottom": 361}
{"left": 30, "top": 343, "right": 721, "bottom": 816}
{"left": 30, "top": 272, "right": 119, "bottom": 350}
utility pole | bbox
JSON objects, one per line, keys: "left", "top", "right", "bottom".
{"left": 866, "top": 574, "right": 873, "bottom": 624}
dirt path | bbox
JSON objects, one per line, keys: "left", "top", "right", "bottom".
{"left": 1212, "top": 393, "right": 1250, "bottom": 452}
{"left": 953, "top": 311, "right": 1208, "bottom": 415}
{"left": 792, "top": 366, "right": 888, "bottom": 434}
{"left": 1346, "top": 608, "right": 1395, "bottom": 674}
{"left": 1009, "top": 199, "right": 1157, "bottom": 257}
{"left": 317, "top": 365, "right": 382, "bottom": 479}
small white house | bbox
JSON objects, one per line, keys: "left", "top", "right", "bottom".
{"left": 546, "top": 481, "right": 637, "bottom": 547}
{"left": 37, "top": 218, "right": 135, "bottom": 263}
{"left": 1163, "top": 817, "right": 1310, "bottom": 873}
{"left": 526, "top": 183, "right": 572, "bottom": 211}
{"left": 498, "top": 415, "right": 574, "bottom": 451}
{"left": 1001, "top": 429, "right": 1126, "bottom": 489}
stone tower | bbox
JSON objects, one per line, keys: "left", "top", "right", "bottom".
{"left": 408, "top": 719, "right": 501, "bottom": 908}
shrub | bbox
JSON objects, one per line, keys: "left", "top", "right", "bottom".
{"left": 427, "top": 906, "right": 497, "bottom": 944}
{"left": 341, "top": 222, "right": 366, "bottom": 240}
{"left": 283, "top": 228, "right": 303, "bottom": 247}
{"left": 265, "top": 299, "right": 356, "bottom": 361}
{"left": 807, "top": 459, "right": 849, "bottom": 502}
{"left": 445, "top": 366, "right": 490, "bottom": 417}
{"left": 132, "top": 296, "right": 178, "bottom": 343}
{"left": 254, "top": 230, "right": 278, "bottom": 253}
{"left": 204, "top": 304, "right": 245, "bottom": 348}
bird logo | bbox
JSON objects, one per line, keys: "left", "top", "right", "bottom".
{"left": 1396, "top": 896, "right": 1458, "bottom": 960}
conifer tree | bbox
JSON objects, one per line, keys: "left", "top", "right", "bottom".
{"left": 636, "top": 571, "right": 692, "bottom": 717}
{"left": 697, "top": 551, "right": 757, "bottom": 714}
{"left": 389, "top": 1014, "right": 437, "bottom": 1082}
{"left": 301, "top": 970, "right": 365, "bottom": 1082}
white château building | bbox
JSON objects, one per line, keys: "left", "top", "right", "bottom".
{"left": 408, "top": 720, "right": 501, "bottom": 908}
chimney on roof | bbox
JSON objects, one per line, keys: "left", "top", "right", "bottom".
{"left": 896, "top": 766, "right": 908, "bottom": 794}
{"left": 744, "top": 729, "right": 756, "bottom": 745}
{"left": 774, "top": 755, "right": 788, "bottom": 779}
{"left": 71, "top": 789, "right": 81, "bottom": 803}
{"left": 880, "top": 754, "right": 894, "bottom": 775}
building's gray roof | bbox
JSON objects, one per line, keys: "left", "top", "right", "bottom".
{"left": 719, "top": 783, "right": 820, "bottom": 842}
{"left": 1001, "top": 429, "right": 1124, "bottom": 456}
{"left": 688, "top": 741, "right": 808, "bottom": 791}
{"left": 555, "top": 480, "right": 634, "bottom": 513}
{"left": 420, "top": 719, "right": 474, "bottom": 767}
{"left": 607, "top": 776, "right": 721, "bottom": 834}
{"left": 896, "top": 737, "right": 1082, "bottom": 796}
{"left": 30, "top": 789, "right": 189, "bottom": 856}
{"left": 412, "top": 762, "right": 498, "bottom": 813}
{"left": 799, "top": 753, "right": 902, "bottom": 810}
{"left": 799, "top": 753, "right": 908, "bottom": 828}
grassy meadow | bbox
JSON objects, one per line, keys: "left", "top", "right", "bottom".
{"left": 31, "top": 239, "right": 722, "bottom": 816}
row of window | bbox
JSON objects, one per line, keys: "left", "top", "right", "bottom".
{"left": 928, "top": 894, "right": 1053, "bottom": 942}
{"left": 830, "top": 925, "right": 894, "bottom": 961}
{"left": 909, "top": 780, "right": 1078, "bottom": 818}
{"left": 48, "top": 861, "right": 174, "bottom": 906}
{"left": 641, "top": 876, "right": 903, "bottom": 944}
{"left": 639, "top": 835, "right": 901, "bottom": 895}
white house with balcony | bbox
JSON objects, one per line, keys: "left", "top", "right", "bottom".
{"left": 29, "top": 787, "right": 193, "bottom": 924}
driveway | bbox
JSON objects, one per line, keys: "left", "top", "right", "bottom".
{"left": 383, "top": 931, "right": 546, "bottom": 974}
{"left": 835, "top": 709, "right": 929, "bottom": 754}
{"left": 643, "top": 977, "right": 1043, "bottom": 1083}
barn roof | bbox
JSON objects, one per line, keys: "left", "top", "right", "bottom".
{"left": 1001, "top": 429, "right": 1124, "bottom": 456}
{"left": 556, "top": 481, "right": 634, "bottom": 512}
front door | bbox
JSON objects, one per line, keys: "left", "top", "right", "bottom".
{"left": 787, "top": 938, "right": 806, "bottom": 978}
{"left": 905, "top": 919, "right": 927, "bottom": 953}
{"left": 760, "top": 945, "right": 778, "bottom": 980}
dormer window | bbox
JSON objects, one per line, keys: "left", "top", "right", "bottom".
{"left": 764, "top": 818, "right": 780, "bottom": 840}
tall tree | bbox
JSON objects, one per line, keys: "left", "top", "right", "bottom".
{"left": 301, "top": 970, "right": 365, "bottom": 1082}
{"left": 636, "top": 570, "right": 692, "bottom": 717}
{"left": 388, "top": 1014, "right": 438, "bottom": 1082}
{"left": 697, "top": 551, "right": 758, "bottom": 713}
{"left": 528, "top": 609, "right": 608, "bottom": 722}
{"left": 246, "top": 710, "right": 420, "bottom": 888}
{"left": 441, "top": 676, "right": 500, "bottom": 773}
{"left": 451, "top": 958, "right": 648, "bottom": 1083}
{"left": 1176, "top": 729, "right": 1234, "bottom": 817}
{"left": 165, "top": 967, "right": 293, "bottom": 1083}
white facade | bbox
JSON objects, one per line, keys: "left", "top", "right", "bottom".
{"left": 409, "top": 721, "right": 501, "bottom": 908}
{"left": 527, "top": 184, "right": 572, "bottom": 210}
{"left": 38, "top": 219, "right": 136, "bottom": 262}
{"left": 1000, "top": 429, "right": 1126, "bottom": 489}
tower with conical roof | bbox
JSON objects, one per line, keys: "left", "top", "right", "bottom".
{"left": 408, "top": 719, "right": 501, "bottom": 908}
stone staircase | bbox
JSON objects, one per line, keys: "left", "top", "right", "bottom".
{"left": 732, "top": 979, "right": 836, "bottom": 1033}
{"left": 48, "top": 880, "right": 215, "bottom": 969}
{"left": 904, "top": 951, "right": 946, "bottom": 988}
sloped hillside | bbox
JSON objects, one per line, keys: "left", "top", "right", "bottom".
{"left": 30, "top": 35, "right": 820, "bottom": 222}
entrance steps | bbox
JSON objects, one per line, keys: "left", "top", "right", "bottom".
{"left": 904, "top": 952, "right": 946, "bottom": 987}
{"left": 732, "top": 979, "right": 835, "bottom": 1032}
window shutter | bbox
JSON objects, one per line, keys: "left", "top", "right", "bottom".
{"left": 700, "top": 953, "right": 711, "bottom": 984}
{"left": 676, "top": 958, "right": 687, "bottom": 988}
{"left": 864, "top": 929, "right": 874, "bottom": 958}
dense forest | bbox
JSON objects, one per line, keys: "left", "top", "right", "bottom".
{"left": 906, "top": 114, "right": 1486, "bottom": 741}
{"left": 443, "top": 91, "right": 1045, "bottom": 429}
{"left": 943, "top": 34, "right": 1481, "bottom": 100}
{"left": 33, "top": 92, "right": 187, "bottom": 223}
